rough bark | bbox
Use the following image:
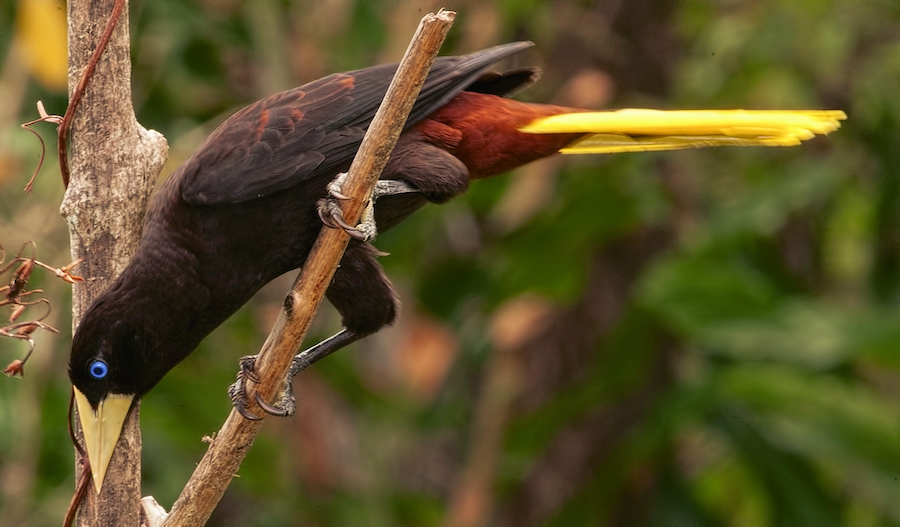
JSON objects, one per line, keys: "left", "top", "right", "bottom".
{"left": 60, "top": 0, "right": 168, "bottom": 525}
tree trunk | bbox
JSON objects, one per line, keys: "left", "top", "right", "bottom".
{"left": 60, "top": 0, "right": 168, "bottom": 524}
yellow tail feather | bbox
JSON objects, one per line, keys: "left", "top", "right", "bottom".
{"left": 519, "top": 109, "right": 847, "bottom": 154}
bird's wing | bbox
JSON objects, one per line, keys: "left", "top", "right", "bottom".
{"left": 179, "top": 42, "right": 535, "bottom": 205}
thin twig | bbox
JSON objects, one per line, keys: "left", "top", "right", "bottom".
{"left": 161, "top": 9, "right": 457, "bottom": 527}
{"left": 20, "top": 102, "right": 63, "bottom": 193}
{"left": 0, "top": 241, "right": 75, "bottom": 376}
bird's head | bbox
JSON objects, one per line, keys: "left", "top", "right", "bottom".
{"left": 68, "top": 300, "right": 155, "bottom": 494}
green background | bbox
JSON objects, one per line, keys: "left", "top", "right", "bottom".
{"left": 1, "top": 0, "right": 899, "bottom": 524}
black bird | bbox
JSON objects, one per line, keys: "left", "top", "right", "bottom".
{"left": 68, "top": 41, "right": 844, "bottom": 493}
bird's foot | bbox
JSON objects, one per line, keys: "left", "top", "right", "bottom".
{"left": 228, "top": 330, "right": 365, "bottom": 420}
{"left": 317, "top": 173, "right": 418, "bottom": 242}
{"left": 228, "top": 355, "right": 262, "bottom": 420}
{"left": 227, "top": 355, "right": 297, "bottom": 420}
{"left": 250, "top": 380, "right": 296, "bottom": 417}
{"left": 317, "top": 198, "right": 377, "bottom": 241}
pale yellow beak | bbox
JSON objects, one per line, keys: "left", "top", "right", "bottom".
{"left": 73, "top": 387, "right": 134, "bottom": 494}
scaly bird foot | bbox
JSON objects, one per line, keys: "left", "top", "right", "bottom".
{"left": 228, "top": 355, "right": 263, "bottom": 420}
{"left": 317, "top": 173, "right": 419, "bottom": 242}
{"left": 227, "top": 355, "right": 297, "bottom": 419}
{"left": 228, "top": 330, "right": 364, "bottom": 420}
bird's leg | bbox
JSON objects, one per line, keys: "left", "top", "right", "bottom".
{"left": 231, "top": 243, "right": 398, "bottom": 419}
{"left": 228, "top": 329, "right": 364, "bottom": 419}
{"left": 317, "top": 173, "right": 419, "bottom": 242}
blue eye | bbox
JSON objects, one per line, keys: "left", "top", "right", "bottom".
{"left": 88, "top": 359, "right": 109, "bottom": 379}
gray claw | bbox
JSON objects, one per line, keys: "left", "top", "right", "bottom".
{"left": 318, "top": 206, "right": 339, "bottom": 229}
{"left": 228, "top": 378, "right": 263, "bottom": 421}
{"left": 317, "top": 198, "right": 373, "bottom": 241}
{"left": 235, "top": 403, "right": 263, "bottom": 421}
{"left": 255, "top": 392, "right": 291, "bottom": 417}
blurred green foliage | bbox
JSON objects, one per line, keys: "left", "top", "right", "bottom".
{"left": 1, "top": 0, "right": 899, "bottom": 525}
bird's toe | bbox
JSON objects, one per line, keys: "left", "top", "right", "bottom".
{"left": 254, "top": 391, "right": 296, "bottom": 417}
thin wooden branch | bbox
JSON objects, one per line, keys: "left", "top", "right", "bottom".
{"left": 160, "top": 9, "right": 456, "bottom": 526}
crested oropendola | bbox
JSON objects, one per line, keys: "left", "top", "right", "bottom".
{"left": 68, "top": 41, "right": 844, "bottom": 493}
